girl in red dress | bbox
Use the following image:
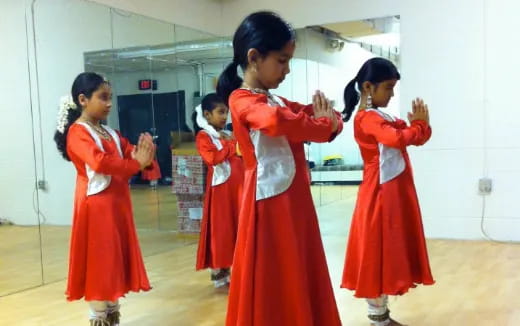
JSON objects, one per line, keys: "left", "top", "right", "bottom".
{"left": 340, "top": 58, "right": 434, "bottom": 326}
{"left": 54, "top": 72, "right": 154, "bottom": 326}
{"left": 217, "top": 11, "right": 343, "bottom": 326}
{"left": 192, "top": 93, "right": 244, "bottom": 289}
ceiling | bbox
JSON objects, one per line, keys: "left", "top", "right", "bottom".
{"left": 84, "top": 16, "right": 400, "bottom": 74}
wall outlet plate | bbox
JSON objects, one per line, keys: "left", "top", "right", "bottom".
{"left": 37, "top": 180, "right": 47, "bottom": 191}
{"left": 479, "top": 178, "right": 492, "bottom": 195}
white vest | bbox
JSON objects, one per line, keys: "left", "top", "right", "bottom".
{"left": 202, "top": 130, "right": 232, "bottom": 186}
{"left": 77, "top": 122, "right": 123, "bottom": 196}
{"left": 366, "top": 109, "right": 406, "bottom": 184}
{"left": 248, "top": 91, "right": 296, "bottom": 200}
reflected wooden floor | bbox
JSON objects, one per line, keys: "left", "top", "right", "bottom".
{"left": 1, "top": 186, "right": 520, "bottom": 325}
{"left": 0, "top": 185, "right": 196, "bottom": 296}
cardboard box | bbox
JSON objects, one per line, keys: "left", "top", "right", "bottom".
{"left": 171, "top": 154, "right": 206, "bottom": 194}
{"left": 171, "top": 131, "right": 195, "bottom": 149}
{"left": 176, "top": 194, "right": 204, "bottom": 233}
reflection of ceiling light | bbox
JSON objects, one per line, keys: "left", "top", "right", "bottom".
{"left": 116, "top": 40, "right": 232, "bottom": 59}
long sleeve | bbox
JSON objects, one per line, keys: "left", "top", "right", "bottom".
{"left": 279, "top": 97, "right": 313, "bottom": 115}
{"left": 230, "top": 90, "right": 335, "bottom": 143}
{"left": 67, "top": 124, "right": 141, "bottom": 177}
{"left": 196, "top": 131, "right": 237, "bottom": 166}
{"left": 360, "top": 111, "right": 432, "bottom": 149}
{"left": 279, "top": 96, "right": 344, "bottom": 142}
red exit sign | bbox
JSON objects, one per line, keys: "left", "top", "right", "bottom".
{"left": 138, "top": 79, "right": 157, "bottom": 90}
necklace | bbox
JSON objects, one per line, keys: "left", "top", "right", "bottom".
{"left": 84, "top": 120, "right": 111, "bottom": 140}
{"left": 241, "top": 83, "right": 269, "bottom": 95}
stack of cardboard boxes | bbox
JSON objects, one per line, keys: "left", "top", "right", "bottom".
{"left": 171, "top": 132, "right": 205, "bottom": 233}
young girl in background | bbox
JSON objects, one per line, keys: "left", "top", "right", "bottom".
{"left": 192, "top": 93, "right": 244, "bottom": 289}
{"left": 54, "top": 72, "right": 154, "bottom": 326}
{"left": 217, "top": 11, "right": 343, "bottom": 326}
{"left": 340, "top": 58, "right": 434, "bottom": 326}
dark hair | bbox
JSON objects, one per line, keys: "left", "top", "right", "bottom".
{"left": 342, "top": 57, "right": 400, "bottom": 122}
{"left": 216, "top": 11, "right": 295, "bottom": 104}
{"left": 191, "top": 93, "right": 226, "bottom": 134}
{"left": 54, "top": 72, "right": 107, "bottom": 160}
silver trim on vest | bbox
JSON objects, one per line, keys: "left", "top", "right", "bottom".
{"left": 366, "top": 109, "right": 406, "bottom": 184}
{"left": 244, "top": 90, "right": 296, "bottom": 200}
{"left": 77, "top": 122, "right": 123, "bottom": 196}
{"left": 202, "top": 130, "right": 232, "bottom": 186}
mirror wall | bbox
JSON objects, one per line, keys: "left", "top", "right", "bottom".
{"left": 275, "top": 17, "right": 400, "bottom": 207}
{"left": 0, "top": 0, "right": 399, "bottom": 296}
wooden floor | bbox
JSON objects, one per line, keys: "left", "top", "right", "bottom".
{"left": 1, "top": 186, "right": 520, "bottom": 325}
{"left": 0, "top": 185, "right": 198, "bottom": 295}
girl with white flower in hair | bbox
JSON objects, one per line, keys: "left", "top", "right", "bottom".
{"left": 191, "top": 93, "right": 244, "bottom": 289}
{"left": 54, "top": 72, "right": 155, "bottom": 326}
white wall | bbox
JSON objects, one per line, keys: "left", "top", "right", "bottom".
{"left": 0, "top": 0, "right": 40, "bottom": 225}
{"left": 89, "top": 0, "right": 223, "bottom": 37}
{"left": 216, "top": 0, "right": 520, "bottom": 241}
{"left": 31, "top": 0, "right": 114, "bottom": 225}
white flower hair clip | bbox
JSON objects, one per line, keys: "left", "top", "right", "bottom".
{"left": 195, "top": 104, "right": 220, "bottom": 138}
{"left": 56, "top": 95, "right": 78, "bottom": 133}
{"left": 354, "top": 81, "right": 361, "bottom": 94}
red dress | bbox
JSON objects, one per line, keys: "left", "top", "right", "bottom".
{"left": 226, "top": 89, "right": 343, "bottom": 326}
{"left": 141, "top": 159, "right": 161, "bottom": 181}
{"left": 341, "top": 109, "right": 435, "bottom": 298}
{"left": 65, "top": 123, "right": 151, "bottom": 301}
{"left": 196, "top": 131, "right": 244, "bottom": 270}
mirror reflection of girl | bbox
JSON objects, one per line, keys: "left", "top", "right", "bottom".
{"left": 340, "top": 58, "right": 434, "bottom": 326}
{"left": 54, "top": 72, "right": 154, "bottom": 326}
{"left": 192, "top": 93, "right": 244, "bottom": 289}
{"left": 217, "top": 11, "right": 343, "bottom": 326}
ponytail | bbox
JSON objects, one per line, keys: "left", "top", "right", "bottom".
{"left": 54, "top": 72, "right": 107, "bottom": 161}
{"left": 191, "top": 109, "right": 203, "bottom": 135}
{"left": 216, "top": 61, "right": 242, "bottom": 105}
{"left": 342, "top": 78, "right": 360, "bottom": 122}
{"left": 217, "top": 11, "right": 295, "bottom": 105}
{"left": 343, "top": 58, "right": 401, "bottom": 122}
{"left": 54, "top": 108, "right": 81, "bottom": 160}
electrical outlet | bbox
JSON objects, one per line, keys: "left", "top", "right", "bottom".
{"left": 37, "top": 180, "right": 47, "bottom": 191}
{"left": 479, "top": 178, "right": 492, "bottom": 195}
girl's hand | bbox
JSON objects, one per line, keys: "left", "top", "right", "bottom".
{"left": 408, "top": 98, "right": 430, "bottom": 126}
{"left": 142, "top": 132, "right": 154, "bottom": 147}
{"left": 313, "top": 91, "right": 338, "bottom": 132}
{"left": 133, "top": 133, "right": 155, "bottom": 169}
{"left": 131, "top": 133, "right": 145, "bottom": 160}
{"left": 313, "top": 90, "right": 327, "bottom": 119}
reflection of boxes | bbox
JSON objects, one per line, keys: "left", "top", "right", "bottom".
{"left": 172, "top": 154, "right": 205, "bottom": 194}
{"left": 171, "top": 131, "right": 195, "bottom": 149}
{"left": 176, "top": 194, "right": 203, "bottom": 233}
{"left": 172, "top": 142, "right": 198, "bottom": 156}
